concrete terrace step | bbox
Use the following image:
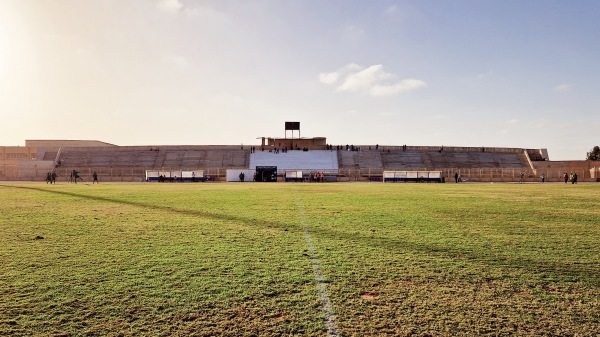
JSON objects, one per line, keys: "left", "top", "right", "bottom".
{"left": 58, "top": 147, "right": 249, "bottom": 170}
{"left": 337, "top": 151, "right": 383, "bottom": 169}
{"left": 380, "top": 150, "right": 527, "bottom": 170}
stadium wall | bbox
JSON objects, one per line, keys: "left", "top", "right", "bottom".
{"left": 0, "top": 146, "right": 38, "bottom": 180}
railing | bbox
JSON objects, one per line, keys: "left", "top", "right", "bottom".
{"left": 53, "top": 148, "right": 62, "bottom": 169}
{"left": 343, "top": 145, "right": 525, "bottom": 153}
{"left": 3, "top": 165, "right": 598, "bottom": 183}
{"left": 0, "top": 164, "right": 600, "bottom": 182}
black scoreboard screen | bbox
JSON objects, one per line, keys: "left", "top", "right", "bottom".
{"left": 285, "top": 122, "right": 300, "bottom": 131}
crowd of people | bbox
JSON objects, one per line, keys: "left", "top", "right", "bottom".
{"left": 45, "top": 172, "right": 58, "bottom": 184}
{"left": 564, "top": 172, "right": 578, "bottom": 184}
{"left": 308, "top": 172, "right": 327, "bottom": 182}
{"left": 45, "top": 170, "right": 98, "bottom": 184}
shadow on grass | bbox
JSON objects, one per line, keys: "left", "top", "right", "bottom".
{"left": 2, "top": 184, "right": 598, "bottom": 285}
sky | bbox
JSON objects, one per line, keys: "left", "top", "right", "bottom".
{"left": 0, "top": 0, "right": 598, "bottom": 160}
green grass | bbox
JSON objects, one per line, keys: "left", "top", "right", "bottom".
{"left": 0, "top": 182, "right": 598, "bottom": 336}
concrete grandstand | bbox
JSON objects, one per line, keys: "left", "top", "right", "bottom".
{"left": 1, "top": 136, "right": 598, "bottom": 183}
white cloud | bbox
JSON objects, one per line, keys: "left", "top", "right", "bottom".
{"left": 319, "top": 63, "right": 426, "bottom": 97}
{"left": 318, "top": 72, "right": 339, "bottom": 85}
{"left": 318, "top": 63, "right": 361, "bottom": 86}
{"left": 157, "top": 0, "right": 183, "bottom": 14}
{"left": 370, "top": 79, "right": 427, "bottom": 96}
{"left": 338, "top": 65, "right": 393, "bottom": 92}
{"left": 508, "top": 118, "right": 519, "bottom": 124}
{"left": 554, "top": 83, "right": 572, "bottom": 92}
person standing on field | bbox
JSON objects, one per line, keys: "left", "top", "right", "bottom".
{"left": 92, "top": 172, "right": 98, "bottom": 184}
{"left": 72, "top": 170, "right": 82, "bottom": 183}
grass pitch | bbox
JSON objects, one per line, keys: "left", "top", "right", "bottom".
{"left": 0, "top": 182, "right": 598, "bottom": 336}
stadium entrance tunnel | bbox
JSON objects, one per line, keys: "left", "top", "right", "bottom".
{"left": 255, "top": 166, "right": 277, "bottom": 182}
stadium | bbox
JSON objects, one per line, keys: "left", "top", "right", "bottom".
{"left": 1, "top": 124, "right": 599, "bottom": 336}
{"left": 1, "top": 123, "right": 598, "bottom": 183}
{"left": 2, "top": 1, "right": 599, "bottom": 335}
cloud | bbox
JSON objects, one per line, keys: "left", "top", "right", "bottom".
{"left": 318, "top": 63, "right": 360, "bottom": 86}
{"left": 319, "top": 64, "right": 426, "bottom": 97}
{"left": 554, "top": 83, "right": 572, "bottom": 92}
{"left": 508, "top": 118, "right": 519, "bottom": 124}
{"left": 157, "top": 0, "right": 183, "bottom": 14}
{"left": 318, "top": 72, "right": 339, "bottom": 85}
{"left": 371, "top": 79, "right": 427, "bottom": 97}
{"left": 337, "top": 65, "right": 392, "bottom": 92}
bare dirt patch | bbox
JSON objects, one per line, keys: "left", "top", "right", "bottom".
{"left": 360, "top": 293, "right": 376, "bottom": 302}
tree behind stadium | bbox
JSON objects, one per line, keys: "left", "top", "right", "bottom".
{"left": 587, "top": 146, "right": 600, "bottom": 160}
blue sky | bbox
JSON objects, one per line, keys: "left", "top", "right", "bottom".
{"left": 0, "top": 0, "right": 598, "bottom": 160}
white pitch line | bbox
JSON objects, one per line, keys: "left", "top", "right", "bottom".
{"left": 296, "top": 192, "right": 339, "bottom": 336}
